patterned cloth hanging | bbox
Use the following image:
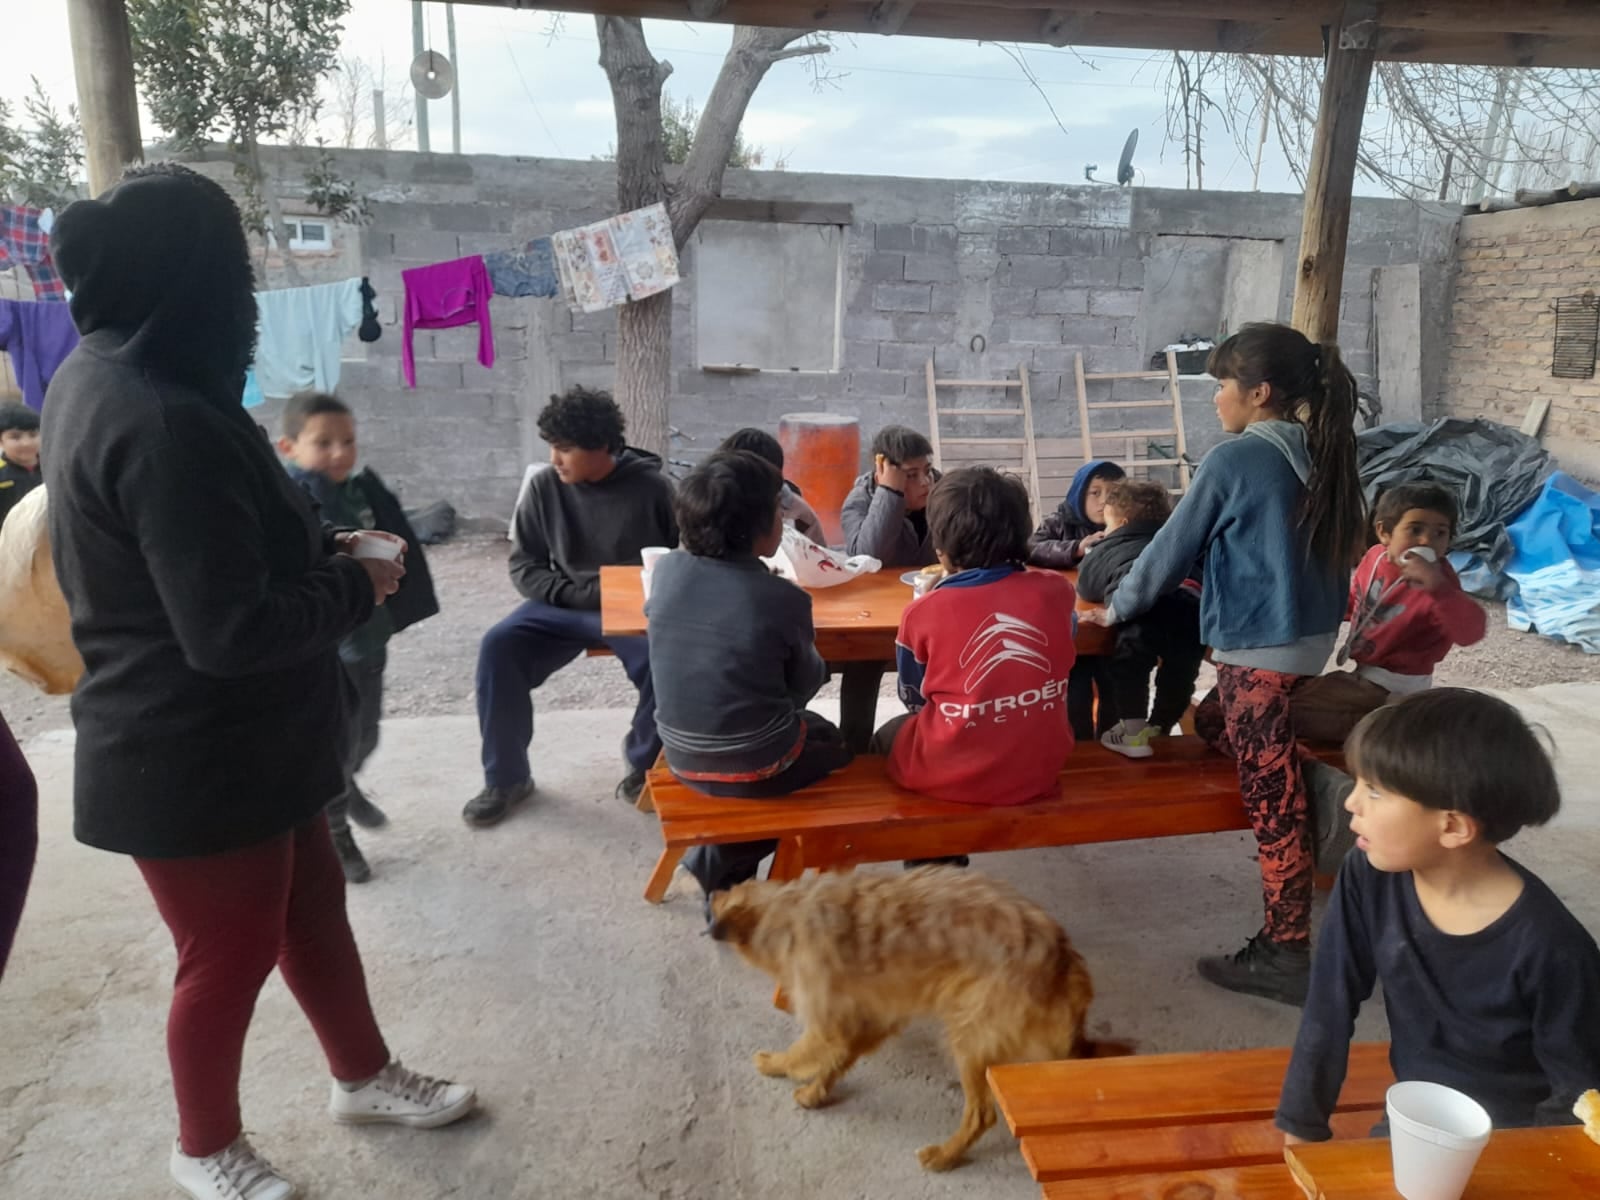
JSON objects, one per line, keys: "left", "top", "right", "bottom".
{"left": 551, "top": 203, "right": 680, "bottom": 314}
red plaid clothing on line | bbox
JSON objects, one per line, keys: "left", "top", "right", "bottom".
{"left": 0, "top": 205, "right": 67, "bottom": 301}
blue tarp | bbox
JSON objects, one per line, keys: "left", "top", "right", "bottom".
{"left": 1503, "top": 473, "right": 1600, "bottom": 654}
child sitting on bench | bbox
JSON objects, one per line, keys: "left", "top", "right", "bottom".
{"left": 873, "top": 467, "right": 1078, "bottom": 809}
{"left": 646, "top": 450, "right": 853, "bottom": 901}
{"left": 1292, "top": 481, "right": 1485, "bottom": 746}
{"left": 1276, "top": 688, "right": 1600, "bottom": 1143}
{"left": 1076, "top": 479, "right": 1204, "bottom": 759}
{"left": 1030, "top": 458, "right": 1127, "bottom": 742}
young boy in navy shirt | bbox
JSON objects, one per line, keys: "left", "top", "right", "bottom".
{"left": 1276, "top": 688, "right": 1600, "bottom": 1143}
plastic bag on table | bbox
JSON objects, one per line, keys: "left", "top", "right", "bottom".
{"left": 0, "top": 486, "right": 83, "bottom": 694}
{"left": 761, "top": 523, "right": 880, "bottom": 588}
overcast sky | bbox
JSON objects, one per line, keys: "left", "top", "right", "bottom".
{"left": 13, "top": 0, "right": 1358, "bottom": 196}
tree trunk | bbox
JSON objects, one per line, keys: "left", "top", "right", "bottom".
{"left": 243, "top": 136, "right": 306, "bottom": 288}
{"left": 598, "top": 16, "right": 673, "bottom": 457}
{"left": 597, "top": 19, "right": 823, "bottom": 459}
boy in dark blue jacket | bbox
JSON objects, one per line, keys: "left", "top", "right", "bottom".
{"left": 1029, "top": 458, "right": 1126, "bottom": 739}
{"left": 280, "top": 391, "right": 440, "bottom": 881}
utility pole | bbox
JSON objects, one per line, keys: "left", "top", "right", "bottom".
{"left": 373, "top": 89, "right": 388, "bottom": 150}
{"left": 412, "top": 0, "right": 431, "bottom": 153}
{"left": 65, "top": 0, "right": 144, "bottom": 194}
{"left": 447, "top": 3, "right": 461, "bottom": 155}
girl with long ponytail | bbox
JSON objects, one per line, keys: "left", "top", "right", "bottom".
{"left": 1099, "top": 322, "right": 1364, "bottom": 1005}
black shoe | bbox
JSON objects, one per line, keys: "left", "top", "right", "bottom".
{"left": 346, "top": 789, "right": 389, "bottom": 830}
{"left": 332, "top": 826, "right": 372, "bottom": 884}
{"left": 615, "top": 768, "right": 648, "bottom": 805}
{"left": 1197, "top": 935, "right": 1310, "bottom": 1006}
{"left": 904, "top": 856, "right": 970, "bottom": 870}
{"left": 462, "top": 780, "right": 535, "bottom": 828}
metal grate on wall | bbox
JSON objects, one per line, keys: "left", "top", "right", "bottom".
{"left": 1552, "top": 293, "right": 1600, "bottom": 380}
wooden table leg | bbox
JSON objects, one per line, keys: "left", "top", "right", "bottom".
{"left": 768, "top": 837, "right": 804, "bottom": 883}
{"left": 643, "top": 846, "right": 685, "bottom": 904}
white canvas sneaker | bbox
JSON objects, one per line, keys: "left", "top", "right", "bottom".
{"left": 169, "top": 1136, "right": 296, "bottom": 1200}
{"left": 329, "top": 1060, "right": 477, "bottom": 1129}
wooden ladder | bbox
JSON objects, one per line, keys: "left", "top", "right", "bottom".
{"left": 924, "top": 360, "right": 1042, "bottom": 519}
{"left": 1073, "top": 350, "right": 1191, "bottom": 493}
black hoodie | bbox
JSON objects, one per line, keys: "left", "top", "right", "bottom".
{"left": 509, "top": 448, "right": 678, "bottom": 610}
{"left": 42, "top": 167, "right": 374, "bottom": 859}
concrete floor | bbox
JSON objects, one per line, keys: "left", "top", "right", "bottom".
{"left": 3, "top": 687, "right": 1598, "bottom": 1200}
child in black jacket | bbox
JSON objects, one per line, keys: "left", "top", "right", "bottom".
{"left": 280, "top": 392, "right": 440, "bottom": 881}
{"left": 1077, "top": 479, "right": 1203, "bottom": 759}
{"left": 1029, "top": 458, "right": 1126, "bottom": 739}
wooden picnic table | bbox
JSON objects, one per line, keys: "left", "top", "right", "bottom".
{"left": 988, "top": 1043, "right": 1395, "bottom": 1198}
{"left": 1286, "top": 1126, "right": 1600, "bottom": 1198}
{"left": 598, "top": 563, "right": 1114, "bottom": 660}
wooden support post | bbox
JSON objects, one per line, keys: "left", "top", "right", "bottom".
{"left": 66, "top": 0, "right": 143, "bottom": 196}
{"left": 1289, "top": 2, "right": 1377, "bottom": 345}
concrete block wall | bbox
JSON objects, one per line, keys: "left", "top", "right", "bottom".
{"left": 193, "top": 147, "right": 1457, "bottom": 519}
{"left": 1441, "top": 198, "right": 1600, "bottom": 482}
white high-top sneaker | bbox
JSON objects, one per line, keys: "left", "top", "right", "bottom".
{"left": 329, "top": 1060, "right": 477, "bottom": 1129}
{"left": 169, "top": 1136, "right": 296, "bottom": 1200}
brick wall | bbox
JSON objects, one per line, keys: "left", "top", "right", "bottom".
{"left": 1441, "top": 199, "right": 1600, "bottom": 480}
{"left": 178, "top": 147, "right": 1457, "bottom": 520}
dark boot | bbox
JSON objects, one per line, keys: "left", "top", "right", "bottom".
{"left": 615, "top": 768, "right": 648, "bottom": 805}
{"left": 332, "top": 825, "right": 372, "bottom": 884}
{"left": 1197, "top": 934, "right": 1310, "bottom": 1006}
{"left": 462, "top": 780, "right": 535, "bottom": 828}
{"left": 345, "top": 787, "right": 389, "bottom": 830}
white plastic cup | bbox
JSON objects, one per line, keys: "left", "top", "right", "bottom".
{"left": 1386, "top": 1081, "right": 1492, "bottom": 1200}
{"left": 640, "top": 546, "right": 671, "bottom": 603}
{"left": 350, "top": 531, "right": 406, "bottom": 562}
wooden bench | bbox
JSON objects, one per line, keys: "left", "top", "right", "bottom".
{"left": 987, "top": 1043, "right": 1394, "bottom": 1197}
{"left": 640, "top": 737, "right": 1343, "bottom": 903}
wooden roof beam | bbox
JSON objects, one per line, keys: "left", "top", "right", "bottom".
{"left": 475, "top": 0, "right": 1600, "bottom": 67}
{"left": 868, "top": 0, "right": 919, "bottom": 34}
{"left": 983, "top": 0, "right": 1600, "bottom": 38}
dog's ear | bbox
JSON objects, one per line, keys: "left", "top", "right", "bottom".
{"left": 708, "top": 896, "right": 762, "bottom": 945}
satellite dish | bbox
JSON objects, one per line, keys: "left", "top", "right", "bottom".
{"left": 1116, "top": 128, "right": 1139, "bottom": 186}
{"left": 410, "top": 50, "right": 455, "bottom": 101}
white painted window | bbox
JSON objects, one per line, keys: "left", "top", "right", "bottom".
{"left": 694, "top": 221, "right": 843, "bottom": 371}
{"left": 268, "top": 219, "right": 335, "bottom": 253}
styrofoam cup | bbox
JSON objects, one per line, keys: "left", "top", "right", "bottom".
{"left": 641, "top": 546, "right": 671, "bottom": 571}
{"left": 350, "top": 531, "right": 406, "bottom": 562}
{"left": 1386, "top": 1082, "right": 1492, "bottom": 1200}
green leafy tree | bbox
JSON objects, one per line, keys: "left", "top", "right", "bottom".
{"left": 662, "top": 94, "right": 763, "bottom": 168}
{"left": 127, "top": 0, "right": 358, "bottom": 282}
{"left": 594, "top": 92, "right": 766, "bottom": 168}
{"left": 0, "top": 79, "right": 85, "bottom": 210}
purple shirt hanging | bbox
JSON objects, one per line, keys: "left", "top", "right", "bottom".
{"left": 0, "top": 299, "right": 81, "bottom": 411}
{"left": 400, "top": 256, "right": 495, "bottom": 388}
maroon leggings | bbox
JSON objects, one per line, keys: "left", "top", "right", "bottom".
{"left": 1194, "top": 664, "right": 1313, "bottom": 946}
{"left": 136, "top": 815, "right": 389, "bottom": 1157}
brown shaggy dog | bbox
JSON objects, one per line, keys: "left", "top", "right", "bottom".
{"left": 710, "top": 867, "right": 1104, "bottom": 1171}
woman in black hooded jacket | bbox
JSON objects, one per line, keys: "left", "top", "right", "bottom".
{"left": 43, "top": 164, "right": 475, "bottom": 1200}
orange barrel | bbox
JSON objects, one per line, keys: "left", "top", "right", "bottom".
{"left": 778, "top": 412, "right": 860, "bottom": 547}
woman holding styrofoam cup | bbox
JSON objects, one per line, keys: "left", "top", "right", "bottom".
{"left": 1386, "top": 1081, "right": 1493, "bottom": 1200}
{"left": 341, "top": 530, "right": 407, "bottom": 604}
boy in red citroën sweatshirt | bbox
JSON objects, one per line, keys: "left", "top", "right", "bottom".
{"left": 871, "top": 466, "right": 1078, "bottom": 810}
{"left": 1293, "top": 481, "right": 1486, "bottom": 745}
